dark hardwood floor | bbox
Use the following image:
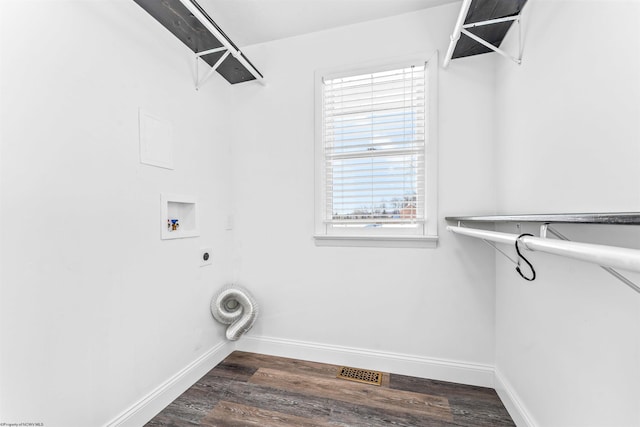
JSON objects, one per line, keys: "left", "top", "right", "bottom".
{"left": 146, "top": 351, "right": 515, "bottom": 426}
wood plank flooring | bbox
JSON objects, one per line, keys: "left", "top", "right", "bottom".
{"left": 145, "top": 351, "right": 514, "bottom": 427}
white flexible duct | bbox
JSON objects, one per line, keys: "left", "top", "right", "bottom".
{"left": 210, "top": 286, "right": 258, "bottom": 341}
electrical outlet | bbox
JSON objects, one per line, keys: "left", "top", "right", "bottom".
{"left": 200, "top": 247, "right": 213, "bottom": 267}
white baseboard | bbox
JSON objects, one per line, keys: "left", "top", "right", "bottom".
{"left": 104, "top": 337, "right": 532, "bottom": 427}
{"left": 236, "top": 335, "right": 494, "bottom": 388}
{"left": 104, "top": 341, "right": 235, "bottom": 427}
{"left": 494, "top": 367, "right": 537, "bottom": 427}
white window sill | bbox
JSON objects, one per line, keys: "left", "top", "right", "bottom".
{"left": 313, "top": 234, "right": 438, "bottom": 248}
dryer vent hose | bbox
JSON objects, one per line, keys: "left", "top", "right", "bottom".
{"left": 210, "top": 286, "right": 258, "bottom": 341}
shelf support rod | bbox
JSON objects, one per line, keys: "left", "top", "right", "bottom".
{"left": 460, "top": 26, "right": 522, "bottom": 65}
{"left": 196, "top": 46, "right": 227, "bottom": 57}
{"left": 196, "top": 50, "right": 230, "bottom": 90}
{"left": 462, "top": 15, "right": 518, "bottom": 29}
{"left": 458, "top": 222, "right": 518, "bottom": 265}
{"left": 540, "top": 224, "right": 640, "bottom": 294}
{"left": 482, "top": 239, "right": 518, "bottom": 265}
{"left": 443, "top": 0, "right": 473, "bottom": 68}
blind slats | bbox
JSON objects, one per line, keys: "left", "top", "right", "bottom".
{"left": 323, "top": 65, "right": 426, "bottom": 225}
{"left": 326, "top": 175, "right": 421, "bottom": 185}
{"left": 326, "top": 136, "right": 424, "bottom": 149}
{"left": 324, "top": 71, "right": 425, "bottom": 94}
{"left": 325, "top": 125, "right": 424, "bottom": 143}
{"left": 325, "top": 102, "right": 425, "bottom": 119}
{"left": 328, "top": 156, "right": 425, "bottom": 164}
{"left": 325, "top": 113, "right": 425, "bottom": 130}
{"left": 324, "top": 88, "right": 425, "bottom": 106}
{"left": 325, "top": 120, "right": 425, "bottom": 137}
{"left": 326, "top": 149, "right": 422, "bottom": 161}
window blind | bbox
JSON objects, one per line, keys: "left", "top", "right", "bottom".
{"left": 322, "top": 65, "right": 426, "bottom": 226}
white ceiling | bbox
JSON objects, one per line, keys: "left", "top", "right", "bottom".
{"left": 198, "top": 0, "right": 459, "bottom": 47}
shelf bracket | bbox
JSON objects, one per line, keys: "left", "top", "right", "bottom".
{"left": 443, "top": 0, "right": 525, "bottom": 68}
{"left": 458, "top": 221, "right": 518, "bottom": 266}
{"left": 459, "top": 16, "right": 522, "bottom": 65}
{"left": 133, "top": 0, "right": 265, "bottom": 86}
{"left": 540, "top": 224, "right": 640, "bottom": 293}
{"left": 195, "top": 49, "right": 230, "bottom": 90}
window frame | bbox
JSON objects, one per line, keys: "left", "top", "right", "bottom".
{"left": 313, "top": 52, "right": 439, "bottom": 248}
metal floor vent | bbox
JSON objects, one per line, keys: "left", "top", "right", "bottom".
{"left": 336, "top": 366, "right": 383, "bottom": 386}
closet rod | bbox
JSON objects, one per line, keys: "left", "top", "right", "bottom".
{"left": 447, "top": 225, "right": 640, "bottom": 275}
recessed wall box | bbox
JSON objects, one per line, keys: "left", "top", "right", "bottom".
{"left": 161, "top": 194, "right": 199, "bottom": 240}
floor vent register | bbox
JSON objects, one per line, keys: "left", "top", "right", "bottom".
{"left": 336, "top": 366, "right": 383, "bottom": 386}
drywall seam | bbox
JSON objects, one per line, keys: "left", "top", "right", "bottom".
{"left": 104, "top": 341, "right": 235, "bottom": 427}
{"left": 235, "top": 335, "right": 494, "bottom": 388}
{"left": 494, "top": 367, "right": 538, "bottom": 427}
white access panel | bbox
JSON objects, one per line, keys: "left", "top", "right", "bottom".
{"left": 139, "top": 109, "right": 174, "bottom": 169}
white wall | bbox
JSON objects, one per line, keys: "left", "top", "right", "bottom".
{"left": 7, "top": 1, "right": 637, "bottom": 426}
{"left": 494, "top": 1, "right": 640, "bottom": 426}
{"left": 0, "top": 1, "right": 236, "bottom": 426}
{"left": 228, "top": 3, "right": 499, "bottom": 379}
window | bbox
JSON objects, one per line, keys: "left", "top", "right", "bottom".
{"left": 314, "top": 54, "right": 438, "bottom": 248}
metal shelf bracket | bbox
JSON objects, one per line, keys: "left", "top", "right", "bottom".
{"left": 443, "top": 0, "right": 526, "bottom": 68}
{"left": 459, "top": 16, "right": 522, "bottom": 65}
{"left": 458, "top": 221, "right": 519, "bottom": 266}
{"left": 196, "top": 49, "right": 230, "bottom": 90}
{"left": 133, "top": 0, "right": 265, "bottom": 89}
{"left": 540, "top": 224, "right": 640, "bottom": 294}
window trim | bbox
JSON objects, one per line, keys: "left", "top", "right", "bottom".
{"left": 314, "top": 51, "right": 439, "bottom": 248}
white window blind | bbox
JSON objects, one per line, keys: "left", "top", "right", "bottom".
{"left": 322, "top": 65, "right": 426, "bottom": 227}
